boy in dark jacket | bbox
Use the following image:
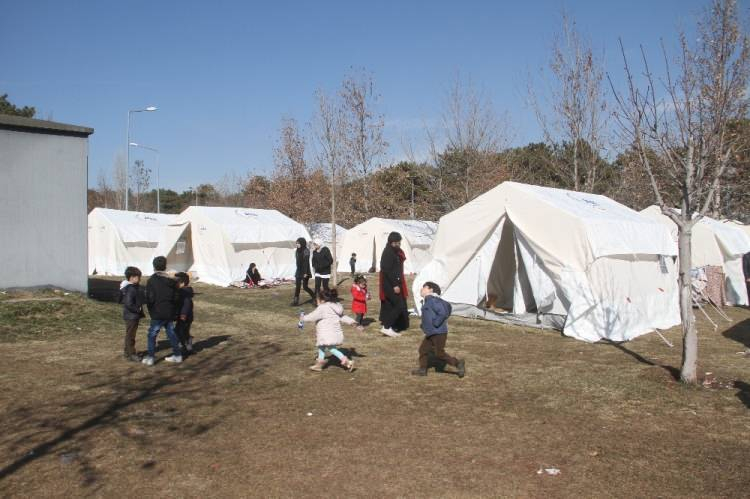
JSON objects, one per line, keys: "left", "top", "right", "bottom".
{"left": 174, "top": 272, "right": 195, "bottom": 355}
{"left": 411, "top": 282, "right": 465, "bottom": 377}
{"left": 119, "top": 266, "right": 144, "bottom": 362}
{"left": 142, "top": 256, "right": 182, "bottom": 366}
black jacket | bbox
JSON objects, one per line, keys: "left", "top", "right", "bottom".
{"left": 145, "top": 272, "right": 178, "bottom": 320}
{"left": 743, "top": 252, "right": 750, "bottom": 279}
{"left": 176, "top": 286, "right": 194, "bottom": 321}
{"left": 120, "top": 283, "right": 145, "bottom": 321}
{"left": 246, "top": 268, "right": 261, "bottom": 285}
{"left": 312, "top": 247, "right": 333, "bottom": 275}
{"left": 295, "top": 247, "right": 311, "bottom": 278}
{"left": 380, "top": 245, "right": 404, "bottom": 298}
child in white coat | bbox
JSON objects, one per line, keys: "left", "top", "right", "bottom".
{"left": 302, "top": 289, "right": 356, "bottom": 372}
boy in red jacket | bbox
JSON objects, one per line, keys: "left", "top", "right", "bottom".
{"left": 350, "top": 274, "right": 370, "bottom": 331}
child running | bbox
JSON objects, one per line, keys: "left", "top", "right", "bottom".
{"left": 411, "top": 281, "right": 465, "bottom": 377}
{"left": 174, "top": 272, "right": 194, "bottom": 355}
{"left": 119, "top": 266, "right": 144, "bottom": 362}
{"left": 302, "top": 289, "right": 357, "bottom": 372}
{"left": 350, "top": 274, "right": 370, "bottom": 331}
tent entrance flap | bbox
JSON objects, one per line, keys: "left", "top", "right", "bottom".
{"left": 165, "top": 224, "right": 193, "bottom": 272}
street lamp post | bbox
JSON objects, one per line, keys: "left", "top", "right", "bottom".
{"left": 125, "top": 106, "right": 157, "bottom": 211}
{"left": 129, "top": 142, "right": 160, "bottom": 213}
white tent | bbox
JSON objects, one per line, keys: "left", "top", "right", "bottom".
{"left": 88, "top": 208, "right": 177, "bottom": 276}
{"left": 413, "top": 182, "right": 681, "bottom": 343}
{"left": 337, "top": 218, "right": 437, "bottom": 274}
{"left": 640, "top": 206, "right": 750, "bottom": 305}
{"left": 155, "top": 206, "right": 310, "bottom": 286}
{"left": 308, "top": 223, "right": 347, "bottom": 258}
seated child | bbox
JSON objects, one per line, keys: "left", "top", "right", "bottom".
{"left": 350, "top": 274, "right": 370, "bottom": 331}
{"left": 302, "top": 289, "right": 357, "bottom": 372}
{"left": 244, "top": 263, "right": 261, "bottom": 286}
{"left": 174, "top": 272, "right": 194, "bottom": 355}
{"left": 411, "top": 281, "right": 465, "bottom": 378}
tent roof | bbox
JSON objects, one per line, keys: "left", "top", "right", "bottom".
{"left": 353, "top": 218, "right": 437, "bottom": 247}
{"left": 177, "top": 206, "right": 308, "bottom": 244}
{"left": 89, "top": 208, "right": 177, "bottom": 244}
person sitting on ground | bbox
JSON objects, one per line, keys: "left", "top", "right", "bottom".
{"left": 411, "top": 281, "right": 465, "bottom": 378}
{"left": 350, "top": 274, "right": 370, "bottom": 331}
{"left": 244, "top": 263, "right": 261, "bottom": 286}
{"left": 119, "top": 266, "right": 145, "bottom": 362}
{"left": 302, "top": 289, "right": 357, "bottom": 372}
{"left": 142, "top": 256, "right": 183, "bottom": 366}
{"left": 174, "top": 272, "right": 195, "bottom": 356}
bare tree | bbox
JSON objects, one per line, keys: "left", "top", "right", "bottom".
{"left": 272, "top": 117, "right": 311, "bottom": 221}
{"left": 112, "top": 151, "right": 127, "bottom": 210}
{"left": 311, "top": 90, "right": 347, "bottom": 285}
{"left": 96, "top": 169, "right": 111, "bottom": 209}
{"left": 425, "top": 75, "right": 507, "bottom": 209}
{"left": 529, "top": 13, "right": 608, "bottom": 192}
{"left": 610, "top": 0, "right": 750, "bottom": 384}
{"left": 131, "top": 159, "right": 151, "bottom": 211}
{"left": 341, "top": 68, "right": 387, "bottom": 214}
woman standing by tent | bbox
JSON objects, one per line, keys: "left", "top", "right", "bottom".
{"left": 291, "top": 237, "right": 315, "bottom": 306}
{"left": 379, "top": 231, "right": 409, "bottom": 337}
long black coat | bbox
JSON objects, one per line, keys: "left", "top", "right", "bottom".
{"left": 295, "top": 247, "right": 312, "bottom": 278}
{"left": 379, "top": 245, "right": 409, "bottom": 330}
{"left": 312, "top": 247, "right": 334, "bottom": 275}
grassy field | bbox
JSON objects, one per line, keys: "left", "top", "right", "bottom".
{"left": 0, "top": 276, "right": 749, "bottom": 498}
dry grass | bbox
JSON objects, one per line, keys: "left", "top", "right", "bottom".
{"left": 0, "top": 276, "right": 748, "bottom": 498}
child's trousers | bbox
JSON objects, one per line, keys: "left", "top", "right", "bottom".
{"left": 418, "top": 333, "right": 457, "bottom": 369}
{"left": 175, "top": 319, "right": 192, "bottom": 348}
{"left": 124, "top": 319, "right": 139, "bottom": 357}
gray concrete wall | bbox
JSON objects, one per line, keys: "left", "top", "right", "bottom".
{"left": 0, "top": 129, "right": 88, "bottom": 292}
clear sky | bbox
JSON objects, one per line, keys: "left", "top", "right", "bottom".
{"left": 1, "top": 0, "right": 708, "bottom": 192}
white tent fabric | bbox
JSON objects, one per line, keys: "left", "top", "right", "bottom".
{"left": 88, "top": 208, "right": 177, "bottom": 276}
{"left": 155, "top": 206, "right": 310, "bottom": 286}
{"left": 413, "top": 182, "right": 681, "bottom": 343}
{"left": 308, "top": 223, "right": 347, "bottom": 258}
{"left": 640, "top": 206, "right": 750, "bottom": 305}
{"left": 336, "top": 218, "right": 437, "bottom": 274}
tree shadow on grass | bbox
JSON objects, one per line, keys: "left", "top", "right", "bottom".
{"left": 0, "top": 338, "right": 282, "bottom": 489}
{"left": 722, "top": 318, "right": 750, "bottom": 350}
{"left": 733, "top": 381, "right": 750, "bottom": 409}
{"left": 602, "top": 340, "right": 681, "bottom": 381}
{"left": 153, "top": 334, "right": 231, "bottom": 355}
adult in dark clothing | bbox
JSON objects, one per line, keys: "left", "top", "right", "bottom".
{"left": 142, "top": 256, "right": 182, "bottom": 365}
{"left": 174, "top": 272, "right": 195, "bottom": 354}
{"left": 292, "top": 237, "right": 315, "bottom": 306}
{"left": 379, "top": 231, "right": 410, "bottom": 337}
{"left": 743, "top": 252, "right": 750, "bottom": 307}
{"left": 245, "top": 263, "right": 261, "bottom": 286}
{"left": 311, "top": 238, "right": 334, "bottom": 296}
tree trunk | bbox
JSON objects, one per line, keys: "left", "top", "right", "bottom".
{"left": 573, "top": 139, "right": 579, "bottom": 191}
{"left": 677, "top": 223, "right": 698, "bottom": 384}
{"left": 331, "top": 175, "right": 338, "bottom": 286}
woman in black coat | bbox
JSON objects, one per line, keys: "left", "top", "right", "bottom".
{"left": 291, "top": 237, "right": 315, "bottom": 306}
{"left": 379, "top": 231, "right": 410, "bottom": 337}
{"left": 311, "top": 238, "right": 334, "bottom": 296}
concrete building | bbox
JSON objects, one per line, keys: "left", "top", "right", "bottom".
{"left": 0, "top": 115, "right": 94, "bottom": 292}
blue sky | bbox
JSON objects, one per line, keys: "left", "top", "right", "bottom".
{"left": 1, "top": 0, "right": 708, "bottom": 192}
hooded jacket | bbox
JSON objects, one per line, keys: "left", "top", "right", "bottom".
{"left": 119, "top": 282, "right": 145, "bottom": 321}
{"left": 302, "top": 301, "right": 356, "bottom": 346}
{"left": 176, "top": 286, "right": 194, "bottom": 321}
{"left": 145, "top": 271, "right": 178, "bottom": 320}
{"left": 420, "top": 294, "right": 452, "bottom": 336}
{"left": 295, "top": 238, "right": 312, "bottom": 278}
{"left": 312, "top": 246, "right": 334, "bottom": 275}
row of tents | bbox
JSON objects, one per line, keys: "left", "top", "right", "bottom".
{"left": 88, "top": 181, "right": 750, "bottom": 343}
{"left": 88, "top": 207, "right": 438, "bottom": 286}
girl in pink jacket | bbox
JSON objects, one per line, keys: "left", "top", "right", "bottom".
{"left": 302, "top": 289, "right": 356, "bottom": 372}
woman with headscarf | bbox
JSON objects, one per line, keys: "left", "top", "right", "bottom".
{"left": 244, "top": 263, "right": 261, "bottom": 286}
{"left": 291, "top": 237, "right": 315, "bottom": 306}
{"left": 379, "top": 231, "right": 409, "bottom": 337}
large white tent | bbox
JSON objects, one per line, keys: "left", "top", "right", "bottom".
{"left": 88, "top": 208, "right": 177, "bottom": 276}
{"left": 413, "top": 182, "right": 681, "bottom": 343}
{"left": 308, "top": 223, "right": 347, "bottom": 258}
{"left": 640, "top": 206, "right": 750, "bottom": 305}
{"left": 337, "top": 218, "right": 437, "bottom": 274}
{"left": 155, "top": 206, "right": 310, "bottom": 286}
